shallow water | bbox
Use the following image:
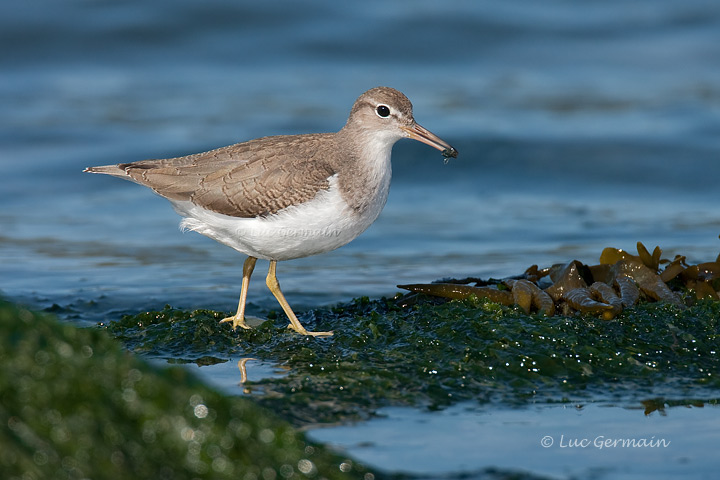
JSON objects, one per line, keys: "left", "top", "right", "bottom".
{"left": 309, "top": 403, "right": 718, "bottom": 479}
{"left": 188, "top": 354, "right": 719, "bottom": 479}
{"left": 2, "top": 0, "right": 720, "bottom": 477}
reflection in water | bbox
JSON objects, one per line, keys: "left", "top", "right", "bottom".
{"left": 237, "top": 357, "right": 255, "bottom": 394}
{"left": 4, "top": 0, "right": 720, "bottom": 477}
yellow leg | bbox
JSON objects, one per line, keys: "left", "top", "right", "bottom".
{"left": 265, "top": 260, "right": 333, "bottom": 337}
{"left": 220, "top": 256, "right": 257, "bottom": 330}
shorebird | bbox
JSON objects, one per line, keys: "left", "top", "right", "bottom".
{"left": 85, "top": 87, "right": 457, "bottom": 336}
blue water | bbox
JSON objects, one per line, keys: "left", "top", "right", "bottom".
{"left": 2, "top": 0, "right": 720, "bottom": 477}
{"left": 309, "top": 403, "right": 719, "bottom": 479}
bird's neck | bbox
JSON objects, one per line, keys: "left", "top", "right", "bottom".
{"left": 333, "top": 128, "right": 395, "bottom": 215}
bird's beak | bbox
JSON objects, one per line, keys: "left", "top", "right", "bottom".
{"left": 402, "top": 123, "right": 458, "bottom": 158}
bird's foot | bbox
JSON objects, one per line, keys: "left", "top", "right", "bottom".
{"left": 287, "top": 323, "right": 333, "bottom": 337}
{"left": 219, "top": 314, "right": 252, "bottom": 331}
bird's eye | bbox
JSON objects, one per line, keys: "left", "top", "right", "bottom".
{"left": 375, "top": 105, "right": 391, "bottom": 118}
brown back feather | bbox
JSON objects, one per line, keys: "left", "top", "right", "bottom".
{"left": 119, "top": 133, "right": 338, "bottom": 218}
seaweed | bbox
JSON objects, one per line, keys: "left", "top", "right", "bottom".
{"left": 103, "top": 297, "right": 720, "bottom": 426}
{"left": 0, "top": 299, "right": 376, "bottom": 479}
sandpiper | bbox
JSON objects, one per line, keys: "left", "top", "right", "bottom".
{"left": 85, "top": 86, "right": 457, "bottom": 336}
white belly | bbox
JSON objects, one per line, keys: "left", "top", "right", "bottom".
{"left": 173, "top": 174, "right": 388, "bottom": 261}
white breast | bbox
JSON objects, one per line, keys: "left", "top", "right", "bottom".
{"left": 174, "top": 172, "right": 390, "bottom": 261}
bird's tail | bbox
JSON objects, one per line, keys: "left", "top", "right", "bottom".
{"left": 83, "top": 164, "right": 127, "bottom": 177}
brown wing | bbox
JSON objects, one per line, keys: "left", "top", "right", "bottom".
{"left": 108, "top": 133, "right": 338, "bottom": 218}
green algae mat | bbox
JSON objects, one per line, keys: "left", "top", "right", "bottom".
{"left": 103, "top": 295, "right": 720, "bottom": 426}
{"left": 3, "top": 294, "right": 719, "bottom": 479}
{"left": 0, "top": 300, "right": 376, "bottom": 480}
{"left": 3, "top": 242, "right": 719, "bottom": 478}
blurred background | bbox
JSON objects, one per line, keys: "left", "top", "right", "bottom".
{"left": 2, "top": 0, "right": 719, "bottom": 323}
{"left": 3, "top": 1, "right": 720, "bottom": 477}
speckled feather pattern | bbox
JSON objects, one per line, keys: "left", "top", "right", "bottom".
{"left": 84, "top": 87, "right": 436, "bottom": 260}
{"left": 115, "top": 134, "right": 337, "bottom": 218}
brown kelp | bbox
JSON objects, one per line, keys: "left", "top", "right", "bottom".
{"left": 399, "top": 242, "right": 720, "bottom": 319}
